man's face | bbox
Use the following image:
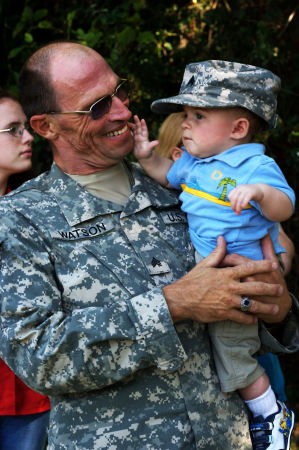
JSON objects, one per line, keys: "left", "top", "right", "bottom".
{"left": 49, "top": 49, "right": 133, "bottom": 173}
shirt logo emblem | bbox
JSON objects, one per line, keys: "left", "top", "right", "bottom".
{"left": 151, "top": 257, "right": 162, "bottom": 268}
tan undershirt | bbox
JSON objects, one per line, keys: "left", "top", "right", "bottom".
{"left": 68, "top": 162, "right": 131, "bottom": 206}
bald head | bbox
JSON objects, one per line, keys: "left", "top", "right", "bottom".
{"left": 19, "top": 42, "right": 108, "bottom": 118}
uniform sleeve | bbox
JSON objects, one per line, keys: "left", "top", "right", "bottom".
{"left": 0, "top": 208, "right": 187, "bottom": 396}
{"left": 259, "top": 294, "right": 299, "bottom": 354}
{"left": 248, "top": 159, "right": 295, "bottom": 214}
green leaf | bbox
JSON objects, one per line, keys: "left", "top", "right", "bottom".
{"left": 24, "top": 32, "right": 34, "bottom": 43}
{"left": 164, "top": 42, "right": 173, "bottom": 51}
{"left": 117, "top": 26, "right": 136, "bottom": 45}
{"left": 67, "top": 10, "right": 77, "bottom": 39}
{"left": 137, "top": 31, "right": 155, "bottom": 44}
{"left": 12, "top": 22, "right": 24, "bottom": 39}
{"left": 34, "top": 9, "right": 48, "bottom": 21}
{"left": 8, "top": 46, "right": 26, "bottom": 59}
{"left": 38, "top": 20, "right": 53, "bottom": 29}
{"left": 67, "top": 10, "right": 76, "bottom": 24}
{"left": 22, "top": 6, "right": 33, "bottom": 22}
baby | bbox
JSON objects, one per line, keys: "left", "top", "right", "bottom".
{"left": 132, "top": 60, "right": 295, "bottom": 450}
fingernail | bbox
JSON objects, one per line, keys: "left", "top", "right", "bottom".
{"left": 272, "top": 262, "right": 278, "bottom": 270}
{"left": 273, "top": 305, "right": 279, "bottom": 314}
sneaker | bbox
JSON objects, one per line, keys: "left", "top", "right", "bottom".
{"left": 250, "top": 400, "right": 294, "bottom": 449}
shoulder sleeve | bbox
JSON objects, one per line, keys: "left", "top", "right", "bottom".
{"left": 249, "top": 158, "right": 295, "bottom": 213}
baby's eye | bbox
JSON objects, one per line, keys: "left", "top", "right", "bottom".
{"left": 196, "top": 113, "right": 203, "bottom": 120}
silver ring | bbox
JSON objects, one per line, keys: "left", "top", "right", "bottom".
{"left": 240, "top": 297, "right": 252, "bottom": 312}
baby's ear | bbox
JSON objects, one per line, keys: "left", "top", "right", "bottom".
{"left": 231, "top": 117, "right": 250, "bottom": 140}
{"left": 170, "top": 146, "right": 184, "bottom": 161}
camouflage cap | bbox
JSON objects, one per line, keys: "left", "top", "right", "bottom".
{"left": 151, "top": 60, "right": 281, "bottom": 128}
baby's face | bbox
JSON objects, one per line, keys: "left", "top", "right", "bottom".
{"left": 181, "top": 106, "right": 236, "bottom": 159}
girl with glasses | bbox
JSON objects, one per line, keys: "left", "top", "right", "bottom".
{"left": 0, "top": 88, "right": 51, "bottom": 450}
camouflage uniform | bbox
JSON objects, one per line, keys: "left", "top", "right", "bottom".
{"left": 0, "top": 161, "right": 298, "bottom": 449}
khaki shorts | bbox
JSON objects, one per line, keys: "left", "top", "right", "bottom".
{"left": 195, "top": 251, "right": 264, "bottom": 392}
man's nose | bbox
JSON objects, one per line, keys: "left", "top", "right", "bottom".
{"left": 109, "top": 96, "right": 132, "bottom": 121}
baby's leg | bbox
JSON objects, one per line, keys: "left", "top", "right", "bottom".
{"left": 240, "top": 373, "right": 278, "bottom": 418}
{"left": 247, "top": 374, "right": 295, "bottom": 450}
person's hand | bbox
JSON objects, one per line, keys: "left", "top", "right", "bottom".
{"left": 163, "top": 236, "right": 282, "bottom": 325}
{"left": 278, "top": 224, "right": 295, "bottom": 275}
{"left": 130, "top": 115, "right": 159, "bottom": 160}
{"left": 223, "top": 233, "right": 292, "bottom": 323}
{"left": 228, "top": 183, "right": 264, "bottom": 215}
{"left": 280, "top": 252, "right": 293, "bottom": 276}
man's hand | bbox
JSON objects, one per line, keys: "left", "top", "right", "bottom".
{"left": 163, "top": 236, "right": 282, "bottom": 325}
{"left": 223, "top": 234, "right": 292, "bottom": 323}
{"left": 278, "top": 224, "right": 295, "bottom": 275}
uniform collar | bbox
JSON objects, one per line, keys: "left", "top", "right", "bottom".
{"left": 47, "top": 160, "right": 180, "bottom": 226}
{"left": 196, "top": 143, "right": 265, "bottom": 167}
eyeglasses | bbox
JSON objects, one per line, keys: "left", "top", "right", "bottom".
{"left": 0, "top": 123, "right": 30, "bottom": 138}
{"left": 49, "top": 78, "right": 129, "bottom": 120}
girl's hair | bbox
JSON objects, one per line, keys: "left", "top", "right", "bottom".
{"left": 155, "top": 112, "right": 184, "bottom": 159}
{"left": 0, "top": 87, "right": 17, "bottom": 103}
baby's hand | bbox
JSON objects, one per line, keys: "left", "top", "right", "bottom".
{"left": 228, "top": 184, "right": 264, "bottom": 215}
{"left": 131, "top": 115, "right": 159, "bottom": 160}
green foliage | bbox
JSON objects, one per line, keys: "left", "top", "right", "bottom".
{"left": 0, "top": 0, "right": 298, "bottom": 293}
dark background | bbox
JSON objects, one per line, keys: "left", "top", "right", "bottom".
{"left": 0, "top": 0, "right": 298, "bottom": 446}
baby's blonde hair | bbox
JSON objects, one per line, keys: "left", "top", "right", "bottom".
{"left": 155, "top": 112, "right": 184, "bottom": 159}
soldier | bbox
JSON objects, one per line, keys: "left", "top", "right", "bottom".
{"left": 0, "top": 43, "right": 298, "bottom": 449}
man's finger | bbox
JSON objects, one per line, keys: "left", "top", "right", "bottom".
{"left": 261, "top": 232, "right": 277, "bottom": 262}
{"left": 225, "top": 309, "right": 258, "bottom": 325}
{"left": 227, "top": 259, "right": 279, "bottom": 280}
{"left": 236, "top": 280, "right": 283, "bottom": 297}
{"left": 200, "top": 236, "right": 226, "bottom": 268}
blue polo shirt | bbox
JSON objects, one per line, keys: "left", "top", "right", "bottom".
{"left": 167, "top": 143, "right": 295, "bottom": 259}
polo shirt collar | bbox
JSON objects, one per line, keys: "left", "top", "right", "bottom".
{"left": 196, "top": 143, "right": 265, "bottom": 167}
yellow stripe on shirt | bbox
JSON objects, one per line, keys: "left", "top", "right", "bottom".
{"left": 180, "top": 184, "right": 252, "bottom": 209}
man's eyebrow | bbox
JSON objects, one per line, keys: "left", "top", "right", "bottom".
{"left": 84, "top": 78, "right": 122, "bottom": 110}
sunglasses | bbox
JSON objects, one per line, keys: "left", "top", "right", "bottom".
{"left": 49, "top": 78, "right": 128, "bottom": 120}
{"left": 0, "top": 123, "right": 30, "bottom": 138}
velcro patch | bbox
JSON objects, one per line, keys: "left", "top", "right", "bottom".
{"left": 160, "top": 210, "right": 187, "bottom": 225}
{"left": 51, "top": 220, "right": 114, "bottom": 240}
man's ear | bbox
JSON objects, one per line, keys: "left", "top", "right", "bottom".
{"left": 231, "top": 117, "right": 250, "bottom": 140}
{"left": 30, "top": 114, "right": 59, "bottom": 140}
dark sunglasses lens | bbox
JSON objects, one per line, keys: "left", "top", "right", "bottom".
{"left": 115, "top": 86, "right": 128, "bottom": 102}
{"left": 90, "top": 81, "right": 128, "bottom": 120}
{"left": 91, "top": 97, "right": 112, "bottom": 120}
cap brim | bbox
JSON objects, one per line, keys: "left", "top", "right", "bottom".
{"left": 151, "top": 94, "right": 235, "bottom": 114}
{"left": 151, "top": 93, "right": 274, "bottom": 128}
